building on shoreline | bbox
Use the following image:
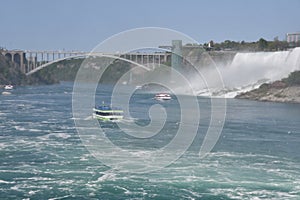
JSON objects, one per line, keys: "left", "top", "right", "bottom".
{"left": 286, "top": 32, "right": 300, "bottom": 47}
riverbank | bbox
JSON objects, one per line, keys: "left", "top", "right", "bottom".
{"left": 0, "top": 53, "right": 58, "bottom": 86}
{"left": 236, "top": 71, "right": 300, "bottom": 103}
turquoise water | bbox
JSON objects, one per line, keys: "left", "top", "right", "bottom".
{"left": 0, "top": 82, "right": 300, "bottom": 199}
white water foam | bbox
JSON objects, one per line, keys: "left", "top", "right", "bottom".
{"left": 0, "top": 180, "right": 15, "bottom": 184}
{"left": 95, "top": 172, "right": 117, "bottom": 182}
{"left": 50, "top": 132, "right": 72, "bottom": 139}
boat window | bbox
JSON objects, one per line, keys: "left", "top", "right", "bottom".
{"left": 95, "top": 111, "right": 111, "bottom": 116}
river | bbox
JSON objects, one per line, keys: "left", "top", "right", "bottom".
{"left": 0, "top": 82, "right": 300, "bottom": 199}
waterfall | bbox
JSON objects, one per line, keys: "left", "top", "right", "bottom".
{"left": 192, "top": 48, "right": 300, "bottom": 97}
{"left": 226, "top": 48, "right": 300, "bottom": 86}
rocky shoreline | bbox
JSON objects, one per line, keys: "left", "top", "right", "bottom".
{"left": 236, "top": 76, "right": 300, "bottom": 103}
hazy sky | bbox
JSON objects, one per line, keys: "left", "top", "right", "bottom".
{"left": 0, "top": 0, "right": 299, "bottom": 51}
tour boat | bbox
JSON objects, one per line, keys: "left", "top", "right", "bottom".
{"left": 93, "top": 105, "right": 124, "bottom": 121}
{"left": 135, "top": 85, "right": 142, "bottom": 90}
{"left": 4, "top": 85, "right": 13, "bottom": 90}
{"left": 154, "top": 93, "right": 172, "bottom": 100}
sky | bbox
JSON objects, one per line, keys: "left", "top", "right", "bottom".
{"left": 0, "top": 0, "right": 299, "bottom": 52}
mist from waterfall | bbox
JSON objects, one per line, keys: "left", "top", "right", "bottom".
{"left": 187, "top": 47, "right": 300, "bottom": 98}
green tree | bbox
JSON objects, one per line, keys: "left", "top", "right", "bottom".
{"left": 282, "top": 71, "right": 300, "bottom": 86}
{"left": 258, "top": 38, "right": 268, "bottom": 51}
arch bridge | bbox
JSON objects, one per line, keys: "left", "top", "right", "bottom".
{"left": 0, "top": 49, "right": 171, "bottom": 75}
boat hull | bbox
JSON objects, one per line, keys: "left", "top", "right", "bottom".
{"left": 93, "top": 113, "right": 124, "bottom": 121}
{"left": 155, "top": 96, "right": 171, "bottom": 100}
{"left": 93, "top": 107, "right": 124, "bottom": 121}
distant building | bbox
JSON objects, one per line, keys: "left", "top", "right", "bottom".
{"left": 208, "top": 40, "right": 214, "bottom": 48}
{"left": 286, "top": 32, "right": 300, "bottom": 43}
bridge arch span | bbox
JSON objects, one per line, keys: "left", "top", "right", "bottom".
{"left": 13, "top": 53, "right": 21, "bottom": 66}
{"left": 4, "top": 53, "right": 12, "bottom": 62}
{"left": 26, "top": 54, "right": 152, "bottom": 76}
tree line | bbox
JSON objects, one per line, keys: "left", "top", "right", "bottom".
{"left": 202, "top": 38, "right": 300, "bottom": 52}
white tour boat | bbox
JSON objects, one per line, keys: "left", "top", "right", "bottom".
{"left": 4, "top": 85, "right": 13, "bottom": 90}
{"left": 154, "top": 93, "right": 172, "bottom": 100}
